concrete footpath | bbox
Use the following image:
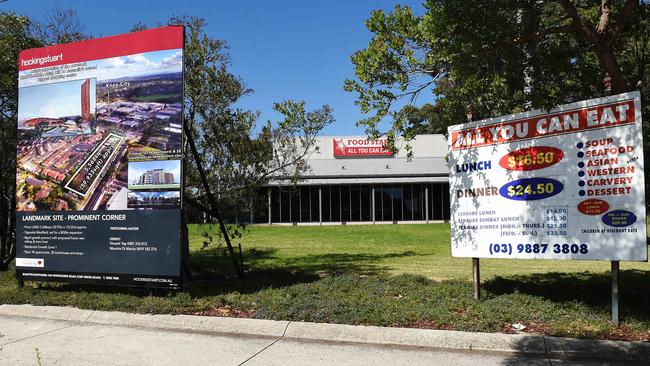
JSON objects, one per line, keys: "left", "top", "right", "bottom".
{"left": 0, "top": 305, "right": 648, "bottom": 365}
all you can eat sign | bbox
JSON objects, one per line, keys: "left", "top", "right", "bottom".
{"left": 448, "top": 92, "right": 646, "bottom": 261}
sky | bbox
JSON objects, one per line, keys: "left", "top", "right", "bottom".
{"left": 18, "top": 78, "right": 96, "bottom": 121}
{"left": 3, "top": 0, "right": 426, "bottom": 136}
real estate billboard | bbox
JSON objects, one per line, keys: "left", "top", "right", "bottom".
{"left": 15, "top": 26, "right": 184, "bottom": 288}
{"left": 448, "top": 92, "right": 646, "bottom": 261}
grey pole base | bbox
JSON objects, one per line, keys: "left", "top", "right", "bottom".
{"left": 472, "top": 257, "right": 480, "bottom": 300}
{"left": 611, "top": 260, "right": 619, "bottom": 326}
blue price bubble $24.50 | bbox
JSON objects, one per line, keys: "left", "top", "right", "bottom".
{"left": 499, "top": 178, "right": 563, "bottom": 201}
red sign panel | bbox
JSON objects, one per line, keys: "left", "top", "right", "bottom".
{"left": 18, "top": 26, "right": 183, "bottom": 71}
{"left": 333, "top": 138, "right": 393, "bottom": 157}
{"left": 450, "top": 100, "right": 636, "bottom": 150}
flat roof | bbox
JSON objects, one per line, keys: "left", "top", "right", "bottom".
{"left": 268, "top": 134, "right": 450, "bottom": 185}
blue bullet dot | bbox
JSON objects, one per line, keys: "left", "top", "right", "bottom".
{"left": 579, "top": 181, "right": 585, "bottom": 187}
{"left": 577, "top": 142, "right": 584, "bottom": 148}
{"left": 578, "top": 171, "right": 585, "bottom": 177}
{"left": 577, "top": 152, "right": 584, "bottom": 158}
{"left": 578, "top": 162, "right": 585, "bottom": 168}
{"left": 579, "top": 190, "right": 586, "bottom": 196}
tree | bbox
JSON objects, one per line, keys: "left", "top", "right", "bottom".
{"left": 0, "top": 12, "right": 41, "bottom": 270}
{"left": 170, "top": 16, "right": 333, "bottom": 275}
{"left": 396, "top": 103, "right": 447, "bottom": 137}
{"left": 29, "top": 6, "right": 89, "bottom": 44}
{"left": 345, "top": 0, "right": 649, "bottom": 138}
{"left": 0, "top": 8, "right": 87, "bottom": 270}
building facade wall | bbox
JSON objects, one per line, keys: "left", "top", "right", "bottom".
{"left": 253, "top": 183, "right": 450, "bottom": 224}
{"left": 138, "top": 169, "right": 175, "bottom": 185}
{"left": 251, "top": 134, "right": 451, "bottom": 225}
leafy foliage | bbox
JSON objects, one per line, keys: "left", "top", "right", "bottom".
{"left": 0, "top": 12, "right": 42, "bottom": 269}
{"left": 161, "top": 16, "right": 334, "bottom": 253}
{"left": 345, "top": 0, "right": 649, "bottom": 137}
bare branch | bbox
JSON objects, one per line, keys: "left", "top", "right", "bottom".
{"left": 597, "top": 0, "right": 612, "bottom": 33}
{"left": 557, "top": 0, "right": 600, "bottom": 44}
{"left": 511, "top": 23, "right": 577, "bottom": 44}
{"left": 608, "top": 0, "right": 640, "bottom": 43}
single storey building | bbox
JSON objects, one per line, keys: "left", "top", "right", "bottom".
{"left": 252, "top": 134, "right": 450, "bottom": 224}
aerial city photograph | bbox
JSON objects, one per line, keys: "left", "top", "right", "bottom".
{"left": 16, "top": 49, "right": 183, "bottom": 212}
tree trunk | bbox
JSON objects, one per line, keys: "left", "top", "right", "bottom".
{"left": 594, "top": 43, "right": 629, "bottom": 94}
{"left": 0, "top": 150, "right": 6, "bottom": 270}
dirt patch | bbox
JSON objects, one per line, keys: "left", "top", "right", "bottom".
{"left": 189, "top": 305, "right": 255, "bottom": 318}
{"left": 597, "top": 326, "right": 650, "bottom": 342}
{"left": 511, "top": 321, "right": 650, "bottom": 342}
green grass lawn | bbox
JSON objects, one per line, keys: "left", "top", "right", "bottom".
{"left": 1, "top": 222, "right": 649, "bottom": 341}
{"left": 190, "top": 223, "right": 650, "bottom": 280}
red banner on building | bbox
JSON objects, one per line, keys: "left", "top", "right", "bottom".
{"left": 333, "top": 138, "right": 393, "bottom": 157}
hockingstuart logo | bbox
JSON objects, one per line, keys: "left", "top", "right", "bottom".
{"left": 21, "top": 53, "right": 64, "bottom": 67}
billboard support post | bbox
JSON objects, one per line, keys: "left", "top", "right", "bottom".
{"left": 611, "top": 260, "right": 620, "bottom": 325}
{"left": 472, "top": 257, "right": 480, "bottom": 300}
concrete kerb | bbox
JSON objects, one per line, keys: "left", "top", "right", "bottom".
{"left": 0, "top": 304, "right": 648, "bottom": 361}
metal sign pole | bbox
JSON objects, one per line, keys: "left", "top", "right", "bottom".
{"left": 472, "top": 257, "right": 480, "bottom": 300}
{"left": 611, "top": 260, "right": 619, "bottom": 325}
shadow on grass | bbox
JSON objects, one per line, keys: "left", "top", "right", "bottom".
{"left": 483, "top": 269, "right": 650, "bottom": 321}
{"left": 191, "top": 247, "right": 418, "bottom": 280}
{"left": 9, "top": 249, "right": 421, "bottom": 299}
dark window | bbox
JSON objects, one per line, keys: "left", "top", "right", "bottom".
{"left": 340, "top": 185, "right": 350, "bottom": 222}
{"left": 442, "top": 182, "right": 451, "bottom": 220}
{"left": 430, "top": 184, "right": 443, "bottom": 220}
{"left": 253, "top": 187, "right": 269, "bottom": 223}
{"left": 330, "top": 185, "right": 341, "bottom": 222}
{"left": 403, "top": 184, "right": 413, "bottom": 220}
{"left": 360, "top": 185, "right": 371, "bottom": 221}
{"left": 321, "top": 186, "right": 331, "bottom": 222}
{"left": 350, "top": 185, "right": 360, "bottom": 221}
{"left": 271, "top": 187, "right": 281, "bottom": 223}
{"left": 374, "top": 185, "right": 382, "bottom": 221}
{"left": 382, "top": 185, "right": 392, "bottom": 221}
{"left": 289, "top": 188, "right": 300, "bottom": 222}
{"left": 412, "top": 184, "right": 423, "bottom": 221}
{"left": 300, "top": 186, "right": 310, "bottom": 222}
{"left": 310, "top": 186, "right": 320, "bottom": 222}
{"left": 392, "top": 184, "right": 403, "bottom": 221}
{"left": 280, "top": 187, "right": 291, "bottom": 222}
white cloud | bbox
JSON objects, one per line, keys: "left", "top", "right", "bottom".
{"left": 162, "top": 51, "right": 182, "bottom": 67}
{"left": 103, "top": 57, "right": 126, "bottom": 69}
{"left": 125, "top": 53, "right": 147, "bottom": 64}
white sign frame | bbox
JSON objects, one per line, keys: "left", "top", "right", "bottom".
{"left": 448, "top": 92, "right": 646, "bottom": 261}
